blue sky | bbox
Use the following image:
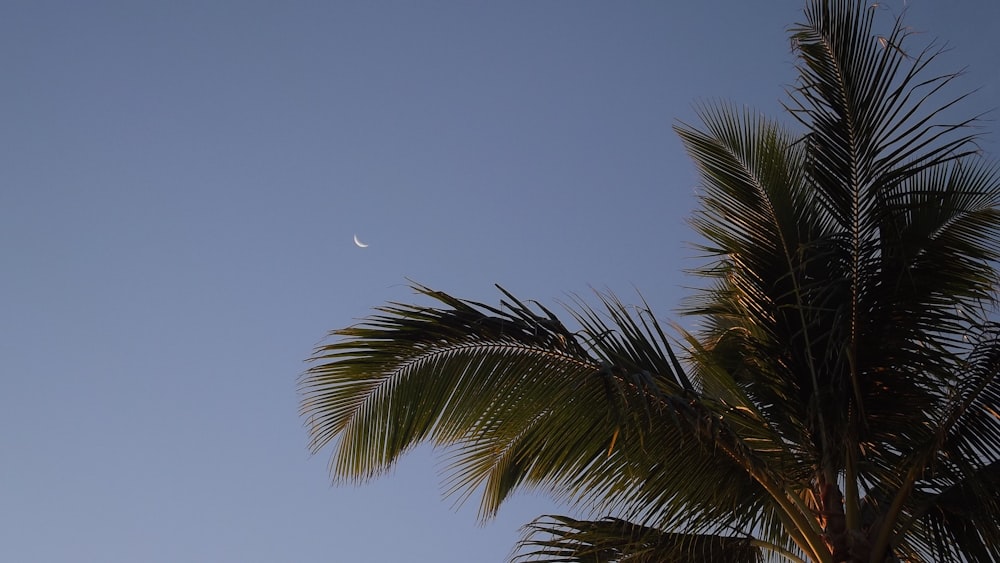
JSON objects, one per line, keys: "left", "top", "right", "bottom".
{"left": 2, "top": 1, "right": 998, "bottom": 561}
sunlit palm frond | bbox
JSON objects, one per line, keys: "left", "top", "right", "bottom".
{"left": 677, "top": 102, "right": 839, "bottom": 467}
{"left": 302, "top": 284, "right": 784, "bottom": 528}
{"left": 302, "top": 283, "right": 600, "bottom": 480}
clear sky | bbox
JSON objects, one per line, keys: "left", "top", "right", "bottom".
{"left": 3, "top": 1, "right": 998, "bottom": 562}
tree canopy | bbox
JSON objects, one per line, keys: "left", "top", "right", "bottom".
{"left": 301, "top": 2, "right": 1000, "bottom": 561}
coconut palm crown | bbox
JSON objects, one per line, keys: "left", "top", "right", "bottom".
{"left": 301, "top": 2, "right": 1000, "bottom": 561}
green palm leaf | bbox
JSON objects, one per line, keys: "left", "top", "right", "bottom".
{"left": 304, "top": 285, "right": 781, "bottom": 529}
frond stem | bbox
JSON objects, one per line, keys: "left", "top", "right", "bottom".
{"left": 392, "top": 340, "right": 599, "bottom": 380}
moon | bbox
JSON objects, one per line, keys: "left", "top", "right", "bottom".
{"left": 353, "top": 234, "right": 369, "bottom": 248}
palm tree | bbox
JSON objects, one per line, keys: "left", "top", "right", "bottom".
{"left": 300, "top": 1, "right": 1000, "bottom": 561}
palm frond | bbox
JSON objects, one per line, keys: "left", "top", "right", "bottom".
{"left": 885, "top": 325, "right": 1000, "bottom": 561}
{"left": 302, "top": 283, "right": 599, "bottom": 480}
{"left": 514, "top": 515, "right": 774, "bottom": 563}
{"left": 303, "top": 285, "right": 783, "bottom": 528}
{"left": 909, "top": 461, "right": 1000, "bottom": 562}
{"left": 788, "top": 0, "right": 981, "bottom": 228}
{"left": 677, "top": 102, "right": 840, "bottom": 465}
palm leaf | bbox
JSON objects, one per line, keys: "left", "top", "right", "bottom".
{"left": 514, "top": 515, "right": 771, "bottom": 563}
{"left": 303, "top": 285, "right": 779, "bottom": 529}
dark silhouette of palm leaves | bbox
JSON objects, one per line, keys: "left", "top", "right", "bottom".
{"left": 301, "top": 1, "right": 1000, "bottom": 561}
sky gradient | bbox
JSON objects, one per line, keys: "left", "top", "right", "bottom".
{"left": 3, "top": 1, "right": 999, "bottom": 561}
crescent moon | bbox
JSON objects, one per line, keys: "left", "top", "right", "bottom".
{"left": 353, "top": 234, "right": 369, "bottom": 248}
